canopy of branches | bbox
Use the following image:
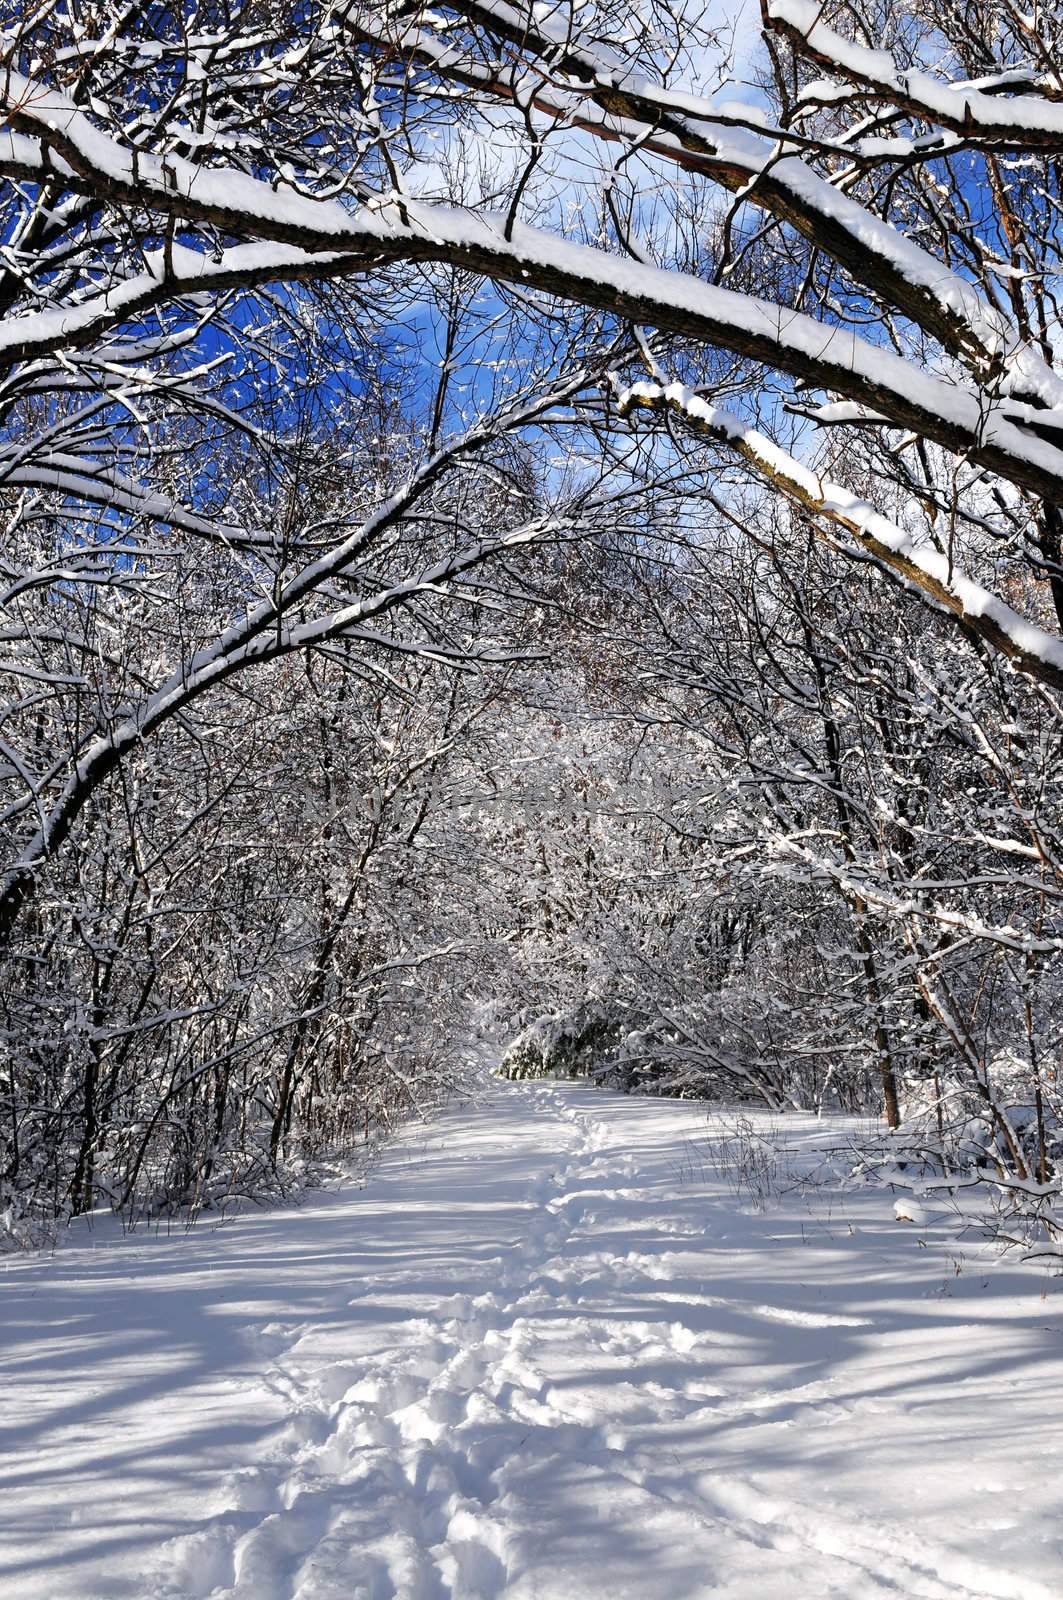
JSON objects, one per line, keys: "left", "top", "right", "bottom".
{"left": 3, "top": 0, "right": 1063, "bottom": 1242}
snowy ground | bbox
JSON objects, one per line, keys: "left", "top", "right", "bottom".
{"left": 3, "top": 1079, "right": 1063, "bottom": 1600}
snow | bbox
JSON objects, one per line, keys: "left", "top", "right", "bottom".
{"left": 12, "top": 61, "right": 1063, "bottom": 472}
{"left": 613, "top": 378, "right": 1063, "bottom": 676}
{"left": 3, "top": 1078, "right": 1062, "bottom": 1600}
{"left": 771, "top": 0, "right": 1063, "bottom": 140}
{"left": 374, "top": 6, "right": 1041, "bottom": 384}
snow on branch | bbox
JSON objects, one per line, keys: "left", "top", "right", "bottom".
{"left": 374, "top": 2, "right": 1050, "bottom": 388}
{"left": 0, "top": 369, "right": 596, "bottom": 943}
{"left": 8, "top": 58, "right": 1063, "bottom": 507}
{"left": 612, "top": 377, "right": 1063, "bottom": 691}
{"left": 768, "top": 0, "right": 1063, "bottom": 149}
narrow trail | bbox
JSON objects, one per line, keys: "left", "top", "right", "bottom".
{"left": 3, "top": 1080, "right": 1061, "bottom": 1600}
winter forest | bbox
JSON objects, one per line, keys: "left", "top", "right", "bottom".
{"left": 5, "top": 2, "right": 1063, "bottom": 1597}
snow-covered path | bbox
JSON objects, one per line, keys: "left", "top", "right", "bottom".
{"left": 3, "top": 1079, "right": 1062, "bottom": 1600}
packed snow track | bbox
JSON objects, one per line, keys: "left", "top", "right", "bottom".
{"left": 3, "top": 1079, "right": 1061, "bottom": 1599}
